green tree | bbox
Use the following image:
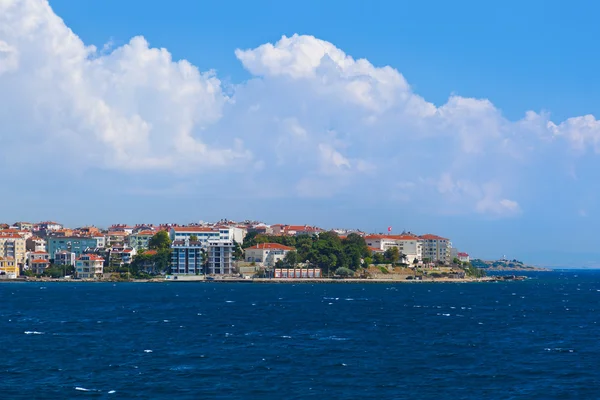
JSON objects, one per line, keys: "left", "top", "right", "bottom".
{"left": 283, "top": 250, "right": 298, "bottom": 268}
{"left": 232, "top": 240, "right": 243, "bottom": 260}
{"left": 189, "top": 235, "right": 198, "bottom": 242}
{"left": 373, "top": 253, "right": 385, "bottom": 264}
{"left": 334, "top": 267, "right": 354, "bottom": 278}
{"left": 384, "top": 247, "right": 400, "bottom": 266}
{"left": 149, "top": 231, "right": 171, "bottom": 250}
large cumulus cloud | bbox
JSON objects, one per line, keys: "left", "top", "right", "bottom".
{"left": 1, "top": 0, "right": 599, "bottom": 218}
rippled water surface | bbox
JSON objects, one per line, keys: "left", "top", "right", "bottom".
{"left": 2, "top": 271, "right": 600, "bottom": 399}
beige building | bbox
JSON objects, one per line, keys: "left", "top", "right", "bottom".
{"left": 0, "top": 233, "right": 27, "bottom": 268}
{"left": 419, "top": 234, "right": 452, "bottom": 263}
{"left": 75, "top": 254, "right": 105, "bottom": 279}
{"left": 245, "top": 243, "right": 295, "bottom": 267}
{"left": 128, "top": 230, "right": 155, "bottom": 250}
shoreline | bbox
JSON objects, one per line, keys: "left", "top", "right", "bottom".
{"left": 0, "top": 276, "right": 524, "bottom": 284}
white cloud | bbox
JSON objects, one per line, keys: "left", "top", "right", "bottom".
{"left": 1, "top": 1, "right": 600, "bottom": 218}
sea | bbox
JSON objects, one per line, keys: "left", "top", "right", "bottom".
{"left": 1, "top": 270, "right": 599, "bottom": 399}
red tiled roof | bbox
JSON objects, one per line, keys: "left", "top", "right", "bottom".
{"left": 31, "top": 259, "right": 49, "bottom": 263}
{"left": 419, "top": 234, "right": 449, "bottom": 241}
{"left": 457, "top": 252, "right": 469, "bottom": 257}
{"left": 144, "top": 250, "right": 158, "bottom": 256}
{"left": 0, "top": 233, "right": 22, "bottom": 239}
{"left": 246, "top": 243, "right": 295, "bottom": 251}
{"left": 134, "top": 230, "right": 155, "bottom": 236}
{"left": 368, "top": 246, "right": 384, "bottom": 252}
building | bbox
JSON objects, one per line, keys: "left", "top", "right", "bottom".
{"left": 0, "top": 233, "right": 27, "bottom": 268}
{"left": 75, "top": 254, "right": 105, "bottom": 279}
{"left": 271, "top": 225, "right": 322, "bottom": 236}
{"left": 169, "top": 226, "right": 220, "bottom": 246}
{"left": 38, "top": 221, "right": 63, "bottom": 231}
{"left": 457, "top": 252, "right": 470, "bottom": 263}
{"left": 105, "top": 231, "right": 129, "bottom": 246}
{"left": 0, "top": 257, "right": 18, "bottom": 278}
{"left": 26, "top": 236, "right": 46, "bottom": 252}
{"left": 128, "top": 230, "right": 155, "bottom": 250}
{"left": 107, "top": 247, "right": 137, "bottom": 268}
{"left": 244, "top": 243, "right": 295, "bottom": 267}
{"left": 29, "top": 253, "right": 50, "bottom": 275}
{"left": 365, "top": 235, "right": 423, "bottom": 264}
{"left": 170, "top": 239, "right": 203, "bottom": 275}
{"left": 14, "top": 222, "right": 33, "bottom": 231}
{"left": 54, "top": 250, "right": 75, "bottom": 266}
{"left": 48, "top": 236, "right": 102, "bottom": 258}
{"left": 207, "top": 240, "right": 234, "bottom": 274}
{"left": 419, "top": 234, "right": 452, "bottom": 263}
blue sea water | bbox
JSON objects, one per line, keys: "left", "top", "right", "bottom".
{"left": 1, "top": 271, "right": 600, "bottom": 399}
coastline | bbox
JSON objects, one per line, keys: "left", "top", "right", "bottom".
{"left": 0, "top": 276, "right": 525, "bottom": 284}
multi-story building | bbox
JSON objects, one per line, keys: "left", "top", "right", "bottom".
{"left": 29, "top": 252, "right": 50, "bottom": 274}
{"left": 26, "top": 236, "right": 46, "bottom": 252}
{"left": 419, "top": 234, "right": 452, "bottom": 263}
{"left": 364, "top": 235, "right": 423, "bottom": 264}
{"left": 48, "top": 236, "right": 102, "bottom": 258}
{"left": 0, "top": 257, "right": 18, "bottom": 278}
{"left": 271, "top": 225, "right": 322, "bottom": 236}
{"left": 169, "top": 227, "right": 220, "bottom": 246}
{"left": 244, "top": 243, "right": 295, "bottom": 267}
{"left": 75, "top": 254, "right": 104, "bottom": 279}
{"left": 207, "top": 240, "right": 234, "bottom": 274}
{"left": 127, "top": 230, "right": 155, "bottom": 250}
{"left": 14, "top": 222, "right": 34, "bottom": 231}
{"left": 54, "top": 250, "right": 76, "bottom": 266}
{"left": 0, "top": 233, "right": 27, "bottom": 268}
{"left": 170, "top": 239, "right": 203, "bottom": 275}
{"left": 38, "top": 221, "right": 63, "bottom": 231}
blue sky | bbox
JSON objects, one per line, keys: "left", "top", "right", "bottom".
{"left": 1, "top": 0, "right": 600, "bottom": 266}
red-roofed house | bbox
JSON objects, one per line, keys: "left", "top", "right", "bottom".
{"left": 244, "top": 243, "right": 295, "bottom": 267}
{"left": 75, "top": 254, "right": 105, "bottom": 279}
{"left": 271, "top": 225, "right": 322, "bottom": 236}
{"left": 457, "top": 252, "right": 470, "bottom": 263}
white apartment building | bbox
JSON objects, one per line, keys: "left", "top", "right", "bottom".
{"left": 207, "top": 240, "right": 234, "bottom": 274}
{"left": 169, "top": 227, "right": 220, "bottom": 246}
{"left": 364, "top": 235, "right": 423, "bottom": 264}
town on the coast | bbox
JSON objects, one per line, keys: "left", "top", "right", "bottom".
{"left": 0, "top": 219, "right": 530, "bottom": 282}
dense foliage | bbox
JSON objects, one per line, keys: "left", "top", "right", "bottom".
{"left": 148, "top": 231, "right": 171, "bottom": 250}
{"left": 243, "top": 232, "right": 370, "bottom": 275}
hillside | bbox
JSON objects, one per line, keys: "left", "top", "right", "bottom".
{"left": 471, "top": 259, "right": 551, "bottom": 271}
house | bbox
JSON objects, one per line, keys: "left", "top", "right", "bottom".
{"left": 14, "top": 222, "right": 34, "bottom": 231}
{"left": 107, "top": 247, "right": 137, "bottom": 268}
{"left": 30, "top": 258, "right": 50, "bottom": 275}
{"left": 419, "top": 234, "right": 452, "bottom": 263}
{"left": 457, "top": 252, "right": 470, "bottom": 263}
{"left": 108, "top": 224, "right": 134, "bottom": 235}
{"left": 27, "top": 251, "right": 50, "bottom": 266}
{"left": 26, "top": 236, "right": 46, "bottom": 252}
{"left": 0, "top": 257, "right": 18, "bottom": 278}
{"left": 207, "top": 240, "right": 234, "bottom": 274}
{"left": 271, "top": 225, "right": 322, "bottom": 236}
{"left": 170, "top": 238, "right": 203, "bottom": 275}
{"left": 128, "top": 230, "right": 155, "bottom": 250}
{"left": 53, "top": 250, "right": 75, "bottom": 266}
{"left": 38, "top": 221, "right": 63, "bottom": 231}
{"left": 106, "top": 231, "right": 129, "bottom": 246}
{"left": 75, "top": 254, "right": 105, "bottom": 279}
{"left": 244, "top": 243, "right": 295, "bottom": 267}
